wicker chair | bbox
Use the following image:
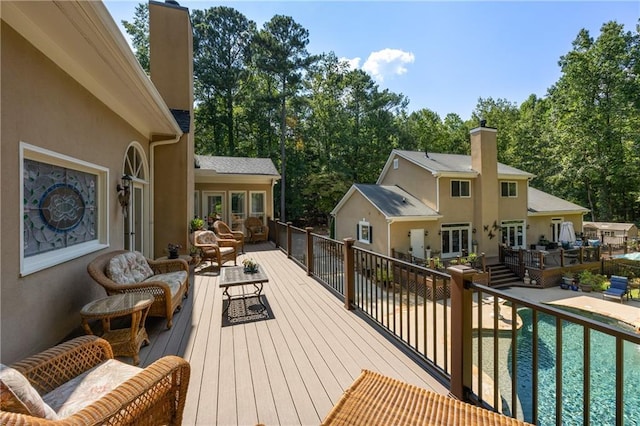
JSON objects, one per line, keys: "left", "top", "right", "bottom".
{"left": 0, "top": 335, "right": 190, "bottom": 425}
{"left": 193, "top": 230, "right": 238, "bottom": 267}
{"left": 245, "top": 216, "right": 269, "bottom": 243}
{"left": 213, "top": 220, "right": 245, "bottom": 253}
{"left": 87, "top": 250, "right": 189, "bottom": 329}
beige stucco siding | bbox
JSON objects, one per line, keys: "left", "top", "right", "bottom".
{"left": 437, "top": 177, "right": 475, "bottom": 223}
{"left": 334, "top": 191, "right": 388, "bottom": 255}
{"left": 379, "top": 155, "right": 438, "bottom": 210}
{"left": 497, "top": 180, "right": 528, "bottom": 221}
{"left": 1, "top": 25, "right": 148, "bottom": 363}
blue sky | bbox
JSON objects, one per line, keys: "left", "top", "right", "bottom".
{"left": 105, "top": 1, "right": 639, "bottom": 119}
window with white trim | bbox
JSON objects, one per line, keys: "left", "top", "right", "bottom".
{"left": 21, "top": 143, "right": 108, "bottom": 276}
{"left": 357, "top": 220, "right": 372, "bottom": 244}
{"left": 501, "top": 181, "right": 517, "bottom": 197}
{"left": 393, "top": 158, "right": 399, "bottom": 169}
{"left": 451, "top": 180, "right": 470, "bottom": 198}
{"left": 249, "top": 191, "right": 266, "bottom": 223}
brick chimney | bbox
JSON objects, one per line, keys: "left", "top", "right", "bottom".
{"left": 470, "top": 122, "right": 499, "bottom": 256}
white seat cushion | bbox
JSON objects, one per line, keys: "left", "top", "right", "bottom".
{"left": 143, "top": 270, "right": 188, "bottom": 297}
{"left": 0, "top": 363, "right": 58, "bottom": 420}
{"left": 43, "top": 359, "right": 141, "bottom": 419}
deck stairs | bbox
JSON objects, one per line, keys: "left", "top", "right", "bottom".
{"left": 487, "top": 263, "right": 521, "bottom": 287}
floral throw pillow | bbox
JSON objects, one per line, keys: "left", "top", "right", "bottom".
{"left": 106, "top": 252, "right": 154, "bottom": 284}
{"left": 0, "top": 364, "right": 58, "bottom": 419}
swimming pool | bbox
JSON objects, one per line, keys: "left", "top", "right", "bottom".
{"left": 512, "top": 308, "right": 640, "bottom": 424}
{"left": 613, "top": 252, "right": 640, "bottom": 261}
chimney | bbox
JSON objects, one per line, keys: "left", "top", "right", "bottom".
{"left": 470, "top": 122, "right": 499, "bottom": 256}
{"left": 149, "top": 0, "right": 194, "bottom": 257}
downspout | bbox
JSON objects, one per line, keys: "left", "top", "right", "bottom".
{"left": 387, "top": 219, "right": 393, "bottom": 257}
{"left": 149, "top": 135, "right": 181, "bottom": 256}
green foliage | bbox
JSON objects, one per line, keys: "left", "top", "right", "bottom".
{"left": 578, "top": 270, "right": 608, "bottom": 291}
{"left": 190, "top": 217, "right": 205, "bottom": 232}
{"left": 121, "top": 4, "right": 149, "bottom": 73}
{"left": 121, "top": 3, "right": 640, "bottom": 226}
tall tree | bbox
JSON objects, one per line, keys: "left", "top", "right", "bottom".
{"left": 121, "top": 3, "right": 149, "bottom": 73}
{"left": 192, "top": 7, "right": 255, "bottom": 155}
{"left": 252, "top": 15, "right": 315, "bottom": 221}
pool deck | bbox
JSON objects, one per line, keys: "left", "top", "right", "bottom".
{"left": 503, "top": 286, "right": 640, "bottom": 331}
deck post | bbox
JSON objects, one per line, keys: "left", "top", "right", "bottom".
{"left": 306, "top": 227, "right": 314, "bottom": 276}
{"left": 344, "top": 238, "right": 355, "bottom": 310}
{"left": 448, "top": 265, "right": 476, "bottom": 401}
{"left": 274, "top": 218, "right": 281, "bottom": 248}
{"left": 287, "top": 222, "right": 292, "bottom": 259}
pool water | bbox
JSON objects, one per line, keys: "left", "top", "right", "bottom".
{"left": 512, "top": 308, "right": 640, "bottom": 425}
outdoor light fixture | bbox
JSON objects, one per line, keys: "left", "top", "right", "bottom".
{"left": 472, "top": 228, "right": 477, "bottom": 234}
{"left": 116, "top": 174, "right": 132, "bottom": 216}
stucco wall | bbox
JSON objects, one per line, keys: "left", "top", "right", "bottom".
{"left": 379, "top": 155, "right": 438, "bottom": 210}
{"left": 1, "top": 25, "right": 148, "bottom": 363}
{"left": 334, "top": 191, "right": 388, "bottom": 255}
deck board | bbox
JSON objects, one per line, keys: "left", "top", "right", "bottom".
{"left": 138, "top": 243, "right": 448, "bottom": 425}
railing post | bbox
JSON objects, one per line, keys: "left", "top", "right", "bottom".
{"left": 306, "top": 227, "right": 314, "bottom": 276}
{"left": 343, "top": 238, "right": 355, "bottom": 310}
{"left": 287, "top": 222, "right": 292, "bottom": 259}
{"left": 448, "top": 265, "right": 476, "bottom": 401}
{"left": 274, "top": 218, "right": 280, "bottom": 248}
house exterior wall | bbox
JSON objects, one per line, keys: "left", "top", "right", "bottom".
{"left": 334, "top": 191, "right": 388, "bottom": 255}
{"left": 1, "top": 24, "right": 148, "bottom": 363}
{"left": 497, "top": 179, "right": 529, "bottom": 221}
{"left": 149, "top": 2, "right": 194, "bottom": 258}
{"left": 388, "top": 221, "right": 439, "bottom": 258}
{"left": 379, "top": 155, "right": 438, "bottom": 210}
{"left": 436, "top": 177, "right": 476, "bottom": 223}
{"left": 195, "top": 182, "right": 276, "bottom": 230}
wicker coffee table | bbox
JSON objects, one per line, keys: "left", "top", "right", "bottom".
{"left": 219, "top": 265, "right": 268, "bottom": 315}
{"left": 80, "top": 293, "right": 153, "bottom": 365}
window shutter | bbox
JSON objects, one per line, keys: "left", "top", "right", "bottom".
{"left": 356, "top": 224, "right": 360, "bottom": 240}
{"left": 369, "top": 226, "right": 373, "bottom": 243}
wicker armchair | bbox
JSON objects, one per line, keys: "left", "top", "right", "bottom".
{"left": 245, "top": 216, "right": 269, "bottom": 243}
{"left": 87, "top": 250, "right": 189, "bottom": 329}
{"left": 0, "top": 335, "right": 190, "bottom": 425}
{"left": 213, "top": 220, "right": 245, "bottom": 253}
{"left": 193, "top": 230, "right": 238, "bottom": 267}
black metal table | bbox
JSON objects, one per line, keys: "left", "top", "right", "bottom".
{"left": 219, "top": 265, "right": 269, "bottom": 314}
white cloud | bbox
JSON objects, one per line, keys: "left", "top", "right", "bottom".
{"left": 361, "top": 49, "right": 415, "bottom": 82}
{"left": 340, "top": 56, "right": 361, "bottom": 71}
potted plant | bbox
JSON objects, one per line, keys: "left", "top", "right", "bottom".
{"left": 188, "top": 245, "right": 201, "bottom": 265}
{"left": 167, "top": 243, "right": 181, "bottom": 259}
{"left": 376, "top": 266, "right": 393, "bottom": 287}
{"left": 578, "top": 270, "right": 593, "bottom": 292}
{"left": 190, "top": 217, "right": 205, "bottom": 233}
{"left": 242, "top": 258, "right": 259, "bottom": 274}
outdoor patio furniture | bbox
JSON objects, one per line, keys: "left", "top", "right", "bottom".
{"left": 87, "top": 250, "right": 189, "bottom": 329}
{"left": 213, "top": 220, "right": 245, "bottom": 253}
{"left": 193, "top": 230, "right": 238, "bottom": 267}
{"left": 602, "top": 275, "right": 629, "bottom": 303}
{"left": 245, "top": 216, "right": 269, "bottom": 243}
{"left": 322, "top": 369, "right": 531, "bottom": 425}
{"left": 0, "top": 335, "right": 189, "bottom": 425}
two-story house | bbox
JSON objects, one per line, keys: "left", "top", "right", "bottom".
{"left": 331, "top": 124, "right": 588, "bottom": 259}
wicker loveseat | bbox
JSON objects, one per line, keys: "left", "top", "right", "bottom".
{"left": 0, "top": 335, "right": 190, "bottom": 425}
{"left": 245, "top": 216, "right": 269, "bottom": 243}
{"left": 87, "top": 250, "right": 189, "bottom": 329}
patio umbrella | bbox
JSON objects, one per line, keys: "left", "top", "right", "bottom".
{"left": 559, "top": 222, "right": 576, "bottom": 244}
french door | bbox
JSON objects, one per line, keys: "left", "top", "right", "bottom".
{"left": 501, "top": 220, "right": 525, "bottom": 248}
{"left": 202, "top": 191, "right": 225, "bottom": 226}
{"left": 441, "top": 224, "right": 470, "bottom": 258}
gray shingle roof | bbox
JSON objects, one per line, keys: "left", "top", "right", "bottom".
{"left": 394, "top": 150, "right": 533, "bottom": 178}
{"left": 528, "top": 187, "right": 588, "bottom": 213}
{"left": 195, "top": 155, "right": 280, "bottom": 177}
{"left": 355, "top": 184, "right": 439, "bottom": 218}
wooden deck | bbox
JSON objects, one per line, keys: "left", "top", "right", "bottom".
{"left": 137, "top": 243, "right": 448, "bottom": 425}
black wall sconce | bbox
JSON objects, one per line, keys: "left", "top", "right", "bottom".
{"left": 472, "top": 228, "right": 477, "bottom": 234}
{"left": 424, "top": 230, "right": 429, "bottom": 237}
{"left": 438, "top": 230, "right": 441, "bottom": 236}
{"left": 116, "top": 174, "right": 132, "bottom": 216}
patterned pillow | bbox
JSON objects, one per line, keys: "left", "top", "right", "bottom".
{"left": 196, "top": 231, "right": 217, "bottom": 245}
{"left": 0, "top": 364, "right": 58, "bottom": 419}
{"left": 106, "top": 252, "right": 154, "bottom": 284}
